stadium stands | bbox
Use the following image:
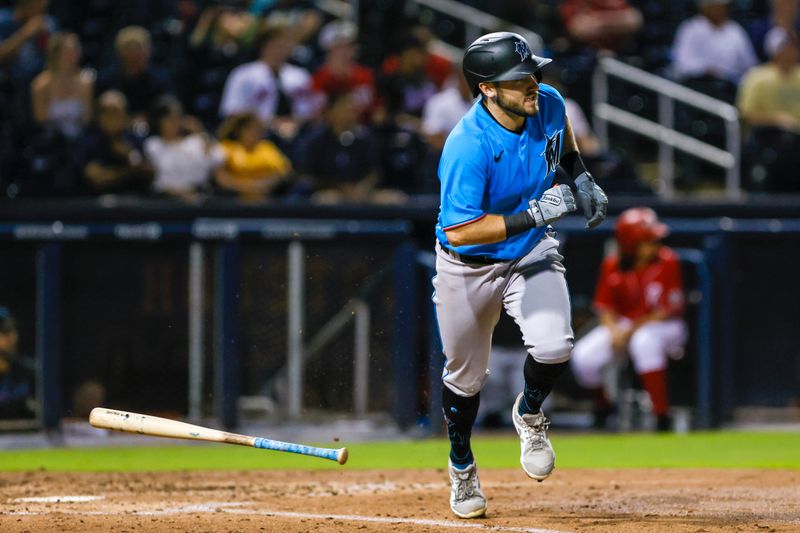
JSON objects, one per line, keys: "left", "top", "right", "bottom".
{"left": 0, "top": 0, "right": 795, "bottom": 198}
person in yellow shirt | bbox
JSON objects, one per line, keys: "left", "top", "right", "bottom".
{"left": 216, "top": 112, "right": 292, "bottom": 199}
{"left": 738, "top": 27, "right": 800, "bottom": 131}
{"left": 738, "top": 27, "right": 800, "bottom": 191}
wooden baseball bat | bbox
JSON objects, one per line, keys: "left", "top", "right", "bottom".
{"left": 89, "top": 407, "right": 348, "bottom": 465}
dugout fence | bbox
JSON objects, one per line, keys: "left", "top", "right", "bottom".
{"left": 0, "top": 218, "right": 417, "bottom": 431}
{"left": 1, "top": 202, "right": 800, "bottom": 433}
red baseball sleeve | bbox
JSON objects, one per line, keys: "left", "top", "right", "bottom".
{"left": 657, "top": 253, "right": 685, "bottom": 317}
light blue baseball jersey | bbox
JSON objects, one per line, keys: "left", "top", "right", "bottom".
{"left": 435, "top": 83, "right": 567, "bottom": 260}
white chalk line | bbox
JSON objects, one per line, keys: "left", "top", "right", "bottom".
{"left": 225, "top": 508, "right": 569, "bottom": 533}
{"left": 4, "top": 501, "right": 247, "bottom": 517}
{"left": 300, "top": 480, "right": 536, "bottom": 498}
{"left": 5, "top": 501, "right": 569, "bottom": 532}
{"left": 306, "top": 480, "right": 444, "bottom": 497}
{"left": 14, "top": 495, "right": 105, "bottom": 503}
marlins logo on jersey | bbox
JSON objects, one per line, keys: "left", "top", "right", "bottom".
{"left": 541, "top": 129, "right": 563, "bottom": 176}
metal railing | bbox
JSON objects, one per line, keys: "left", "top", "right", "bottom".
{"left": 411, "top": 0, "right": 544, "bottom": 56}
{"left": 283, "top": 241, "right": 379, "bottom": 419}
{"left": 316, "top": 0, "right": 544, "bottom": 63}
{"left": 185, "top": 218, "right": 412, "bottom": 428}
{"left": 592, "top": 56, "right": 741, "bottom": 199}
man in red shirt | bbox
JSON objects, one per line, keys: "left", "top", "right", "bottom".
{"left": 312, "top": 20, "right": 375, "bottom": 118}
{"left": 571, "top": 207, "right": 687, "bottom": 431}
{"left": 560, "top": 0, "right": 642, "bottom": 52}
{"left": 381, "top": 25, "right": 451, "bottom": 90}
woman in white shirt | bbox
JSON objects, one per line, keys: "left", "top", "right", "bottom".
{"left": 30, "top": 32, "right": 94, "bottom": 140}
{"left": 144, "top": 96, "right": 225, "bottom": 199}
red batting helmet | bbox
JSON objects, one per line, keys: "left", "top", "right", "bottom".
{"left": 614, "top": 207, "right": 669, "bottom": 256}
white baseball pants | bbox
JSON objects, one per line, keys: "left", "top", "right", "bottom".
{"left": 571, "top": 318, "right": 688, "bottom": 388}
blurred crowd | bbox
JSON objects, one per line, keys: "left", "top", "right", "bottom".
{"left": 0, "top": 0, "right": 798, "bottom": 202}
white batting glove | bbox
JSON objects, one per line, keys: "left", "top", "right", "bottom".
{"left": 527, "top": 184, "right": 577, "bottom": 227}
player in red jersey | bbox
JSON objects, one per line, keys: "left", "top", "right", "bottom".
{"left": 571, "top": 207, "right": 687, "bottom": 431}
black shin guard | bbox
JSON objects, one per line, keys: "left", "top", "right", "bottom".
{"left": 442, "top": 386, "right": 480, "bottom": 467}
{"left": 519, "top": 357, "right": 569, "bottom": 415}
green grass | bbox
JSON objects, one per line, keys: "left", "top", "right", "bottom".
{"left": 1, "top": 431, "right": 799, "bottom": 472}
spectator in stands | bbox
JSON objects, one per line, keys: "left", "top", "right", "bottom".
{"left": 0, "top": 0, "right": 57, "bottom": 85}
{"left": 185, "top": 4, "right": 251, "bottom": 130}
{"left": 739, "top": 28, "right": 800, "bottom": 131}
{"left": 738, "top": 27, "right": 800, "bottom": 191}
{"left": 560, "top": 0, "right": 643, "bottom": 52}
{"left": 374, "top": 84, "right": 435, "bottom": 195}
{"left": 144, "top": 95, "right": 225, "bottom": 200}
{"left": 294, "top": 90, "right": 406, "bottom": 204}
{"left": 312, "top": 20, "right": 375, "bottom": 120}
{"left": 672, "top": 0, "right": 757, "bottom": 100}
{"left": 96, "top": 26, "right": 175, "bottom": 120}
{"left": 748, "top": 0, "right": 800, "bottom": 62}
{"left": 250, "top": 0, "right": 325, "bottom": 71}
{"left": 377, "top": 35, "right": 439, "bottom": 131}
{"left": 421, "top": 72, "right": 473, "bottom": 151}
{"left": 79, "top": 90, "right": 153, "bottom": 194}
{"left": 0, "top": 307, "right": 35, "bottom": 419}
{"left": 216, "top": 112, "right": 292, "bottom": 200}
{"left": 382, "top": 24, "right": 451, "bottom": 90}
{"left": 220, "top": 23, "right": 318, "bottom": 142}
{"left": 30, "top": 32, "right": 93, "bottom": 140}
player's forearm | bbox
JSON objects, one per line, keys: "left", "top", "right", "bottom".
{"left": 598, "top": 309, "right": 619, "bottom": 332}
{"left": 634, "top": 308, "right": 670, "bottom": 327}
{"left": 448, "top": 183, "right": 577, "bottom": 247}
{"left": 445, "top": 214, "right": 508, "bottom": 246}
{"left": 560, "top": 118, "right": 583, "bottom": 185}
{"left": 0, "top": 31, "right": 31, "bottom": 64}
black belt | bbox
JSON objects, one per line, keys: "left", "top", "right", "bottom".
{"left": 443, "top": 246, "right": 507, "bottom": 265}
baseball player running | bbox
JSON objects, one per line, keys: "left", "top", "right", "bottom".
{"left": 434, "top": 32, "right": 608, "bottom": 518}
{"left": 571, "top": 207, "right": 687, "bottom": 431}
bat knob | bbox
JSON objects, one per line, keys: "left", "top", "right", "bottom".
{"left": 337, "top": 448, "right": 349, "bottom": 465}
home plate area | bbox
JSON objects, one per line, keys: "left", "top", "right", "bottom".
{"left": 1, "top": 469, "right": 798, "bottom": 532}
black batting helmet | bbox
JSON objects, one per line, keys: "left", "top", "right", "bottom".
{"left": 462, "top": 32, "right": 552, "bottom": 97}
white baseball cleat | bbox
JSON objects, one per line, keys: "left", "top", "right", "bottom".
{"left": 512, "top": 393, "right": 555, "bottom": 481}
{"left": 448, "top": 460, "right": 487, "bottom": 518}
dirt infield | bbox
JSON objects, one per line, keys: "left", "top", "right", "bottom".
{"left": 0, "top": 469, "right": 798, "bottom": 532}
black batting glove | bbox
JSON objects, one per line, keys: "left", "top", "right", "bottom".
{"left": 574, "top": 172, "right": 608, "bottom": 229}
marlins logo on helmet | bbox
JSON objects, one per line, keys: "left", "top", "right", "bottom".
{"left": 514, "top": 39, "right": 530, "bottom": 61}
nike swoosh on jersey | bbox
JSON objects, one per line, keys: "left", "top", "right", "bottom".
{"left": 494, "top": 150, "right": 504, "bottom": 162}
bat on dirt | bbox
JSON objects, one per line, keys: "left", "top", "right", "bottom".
{"left": 89, "top": 407, "right": 348, "bottom": 465}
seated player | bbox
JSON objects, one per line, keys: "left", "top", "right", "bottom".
{"left": 571, "top": 207, "right": 687, "bottom": 431}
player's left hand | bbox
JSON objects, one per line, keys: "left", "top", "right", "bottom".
{"left": 575, "top": 173, "right": 608, "bottom": 229}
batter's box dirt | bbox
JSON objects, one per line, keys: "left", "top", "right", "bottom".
{"left": 0, "top": 469, "right": 798, "bottom": 532}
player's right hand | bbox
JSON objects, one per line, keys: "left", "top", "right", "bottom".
{"left": 527, "top": 184, "right": 577, "bottom": 227}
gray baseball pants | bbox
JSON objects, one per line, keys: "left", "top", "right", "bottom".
{"left": 433, "top": 234, "right": 574, "bottom": 397}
